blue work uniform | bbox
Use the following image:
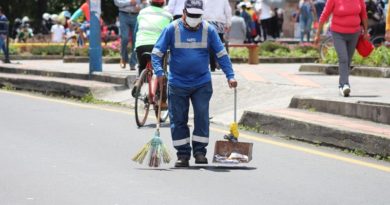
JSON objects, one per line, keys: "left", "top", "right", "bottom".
{"left": 152, "top": 19, "right": 235, "bottom": 159}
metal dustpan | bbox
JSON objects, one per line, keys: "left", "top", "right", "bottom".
{"left": 213, "top": 88, "right": 253, "bottom": 164}
{"left": 213, "top": 141, "right": 253, "bottom": 164}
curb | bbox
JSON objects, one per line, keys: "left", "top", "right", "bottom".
{"left": 230, "top": 57, "right": 318, "bottom": 64}
{"left": 299, "top": 64, "right": 390, "bottom": 78}
{"left": 289, "top": 96, "right": 390, "bottom": 125}
{"left": 0, "top": 65, "right": 135, "bottom": 88}
{"left": 63, "top": 56, "right": 121, "bottom": 64}
{"left": 0, "top": 74, "right": 126, "bottom": 98}
{"left": 9, "top": 55, "right": 63, "bottom": 60}
{"left": 239, "top": 110, "right": 390, "bottom": 156}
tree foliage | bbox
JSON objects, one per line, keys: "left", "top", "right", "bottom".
{"left": 0, "top": 0, "right": 118, "bottom": 31}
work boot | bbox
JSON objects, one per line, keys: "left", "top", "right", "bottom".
{"left": 195, "top": 154, "right": 208, "bottom": 164}
{"left": 174, "top": 157, "right": 189, "bottom": 168}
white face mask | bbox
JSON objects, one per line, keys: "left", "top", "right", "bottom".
{"left": 185, "top": 16, "right": 202, "bottom": 28}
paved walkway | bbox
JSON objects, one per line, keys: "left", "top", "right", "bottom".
{"left": 1, "top": 60, "right": 390, "bottom": 126}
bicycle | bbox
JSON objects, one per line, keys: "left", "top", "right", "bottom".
{"left": 62, "top": 22, "right": 87, "bottom": 58}
{"left": 134, "top": 52, "right": 169, "bottom": 127}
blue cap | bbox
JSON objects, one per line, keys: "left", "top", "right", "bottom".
{"left": 185, "top": 0, "right": 204, "bottom": 15}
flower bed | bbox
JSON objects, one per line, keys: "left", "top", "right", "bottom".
{"left": 8, "top": 43, "right": 121, "bottom": 57}
{"left": 322, "top": 46, "right": 390, "bottom": 67}
{"left": 229, "top": 41, "right": 319, "bottom": 59}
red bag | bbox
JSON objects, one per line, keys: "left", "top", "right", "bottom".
{"left": 356, "top": 34, "right": 374, "bottom": 57}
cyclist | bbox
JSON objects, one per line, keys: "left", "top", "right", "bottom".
{"left": 131, "top": 0, "right": 172, "bottom": 103}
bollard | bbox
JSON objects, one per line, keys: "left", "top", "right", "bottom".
{"left": 89, "top": 0, "right": 102, "bottom": 74}
{"left": 5, "top": 21, "right": 10, "bottom": 63}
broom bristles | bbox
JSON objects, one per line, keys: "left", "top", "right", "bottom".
{"left": 132, "top": 142, "right": 151, "bottom": 164}
{"left": 132, "top": 135, "right": 171, "bottom": 167}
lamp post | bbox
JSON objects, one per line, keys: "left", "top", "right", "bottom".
{"left": 89, "top": 0, "right": 102, "bottom": 74}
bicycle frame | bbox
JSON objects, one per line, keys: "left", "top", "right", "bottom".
{"left": 145, "top": 60, "right": 159, "bottom": 105}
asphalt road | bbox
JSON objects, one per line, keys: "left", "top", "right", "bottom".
{"left": 1, "top": 90, "right": 390, "bottom": 205}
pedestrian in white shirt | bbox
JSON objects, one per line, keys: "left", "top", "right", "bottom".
{"left": 166, "top": 0, "right": 186, "bottom": 20}
{"left": 255, "top": 0, "right": 272, "bottom": 41}
{"left": 50, "top": 20, "right": 65, "bottom": 43}
{"left": 203, "top": 0, "right": 232, "bottom": 72}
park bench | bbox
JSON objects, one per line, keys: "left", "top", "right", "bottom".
{"left": 227, "top": 43, "right": 259, "bottom": 64}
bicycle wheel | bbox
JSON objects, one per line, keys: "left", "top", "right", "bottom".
{"left": 62, "top": 36, "right": 77, "bottom": 58}
{"left": 134, "top": 69, "right": 151, "bottom": 127}
{"left": 370, "top": 35, "right": 385, "bottom": 47}
{"left": 320, "top": 36, "right": 334, "bottom": 60}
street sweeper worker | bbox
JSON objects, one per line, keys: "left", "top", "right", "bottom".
{"left": 152, "top": 0, "right": 237, "bottom": 168}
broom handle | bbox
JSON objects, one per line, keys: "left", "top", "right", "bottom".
{"left": 156, "top": 77, "right": 163, "bottom": 132}
{"left": 234, "top": 87, "right": 237, "bottom": 123}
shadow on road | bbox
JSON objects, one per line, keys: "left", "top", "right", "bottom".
{"left": 349, "top": 95, "right": 381, "bottom": 98}
{"left": 170, "top": 165, "right": 257, "bottom": 172}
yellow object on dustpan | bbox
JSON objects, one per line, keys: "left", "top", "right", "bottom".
{"left": 229, "top": 122, "right": 239, "bottom": 139}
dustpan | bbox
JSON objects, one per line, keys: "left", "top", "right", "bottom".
{"left": 213, "top": 88, "right": 253, "bottom": 164}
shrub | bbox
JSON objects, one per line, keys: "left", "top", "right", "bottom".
{"left": 323, "top": 46, "right": 390, "bottom": 67}
{"left": 260, "top": 41, "right": 290, "bottom": 53}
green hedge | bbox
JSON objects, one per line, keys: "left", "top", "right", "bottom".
{"left": 229, "top": 42, "right": 319, "bottom": 58}
{"left": 322, "top": 46, "right": 390, "bottom": 67}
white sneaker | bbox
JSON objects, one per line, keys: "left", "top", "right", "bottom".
{"left": 342, "top": 84, "right": 351, "bottom": 97}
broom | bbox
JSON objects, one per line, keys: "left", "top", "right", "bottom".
{"left": 132, "top": 78, "right": 171, "bottom": 167}
{"left": 224, "top": 88, "right": 239, "bottom": 142}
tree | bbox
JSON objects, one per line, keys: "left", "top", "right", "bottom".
{"left": 0, "top": 0, "right": 117, "bottom": 33}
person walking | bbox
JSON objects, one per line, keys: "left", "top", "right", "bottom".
{"left": 114, "top": 0, "right": 145, "bottom": 70}
{"left": 314, "top": 0, "right": 368, "bottom": 97}
{"left": 203, "top": 0, "right": 232, "bottom": 72}
{"left": 298, "top": 0, "right": 317, "bottom": 43}
{"left": 151, "top": 0, "right": 237, "bottom": 167}
{"left": 166, "top": 0, "right": 186, "bottom": 20}
{"left": 0, "top": 6, "right": 10, "bottom": 63}
{"left": 228, "top": 10, "right": 247, "bottom": 44}
{"left": 386, "top": 2, "right": 390, "bottom": 41}
{"left": 255, "top": 0, "right": 273, "bottom": 41}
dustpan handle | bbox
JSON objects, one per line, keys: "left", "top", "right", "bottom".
{"left": 234, "top": 87, "right": 237, "bottom": 123}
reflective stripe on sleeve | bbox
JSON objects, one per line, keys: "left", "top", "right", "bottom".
{"left": 173, "top": 138, "right": 191, "bottom": 147}
{"left": 152, "top": 47, "right": 164, "bottom": 58}
{"left": 216, "top": 48, "right": 228, "bottom": 58}
{"left": 192, "top": 135, "right": 209, "bottom": 144}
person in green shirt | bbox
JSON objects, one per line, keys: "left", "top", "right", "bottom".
{"left": 131, "top": 0, "right": 172, "bottom": 104}
{"left": 135, "top": 0, "right": 173, "bottom": 76}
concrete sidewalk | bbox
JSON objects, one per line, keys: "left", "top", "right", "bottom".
{"left": 1, "top": 60, "right": 389, "bottom": 157}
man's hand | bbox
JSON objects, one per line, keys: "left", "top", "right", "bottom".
{"left": 130, "top": 0, "right": 136, "bottom": 5}
{"left": 228, "top": 79, "right": 237, "bottom": 88}
{"left": 385, "top": 30, "right": 390, "bottom": 42}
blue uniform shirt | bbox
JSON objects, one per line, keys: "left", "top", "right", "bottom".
{"left": 152, "top": 19, "right": 234, "bottom": 88}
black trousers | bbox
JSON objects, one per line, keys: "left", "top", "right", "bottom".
{"left": 135, "top": 45, "right": 154, "bottom": 76}
{"left": 209, "top": 33, "right": 225, "bottom": 71}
